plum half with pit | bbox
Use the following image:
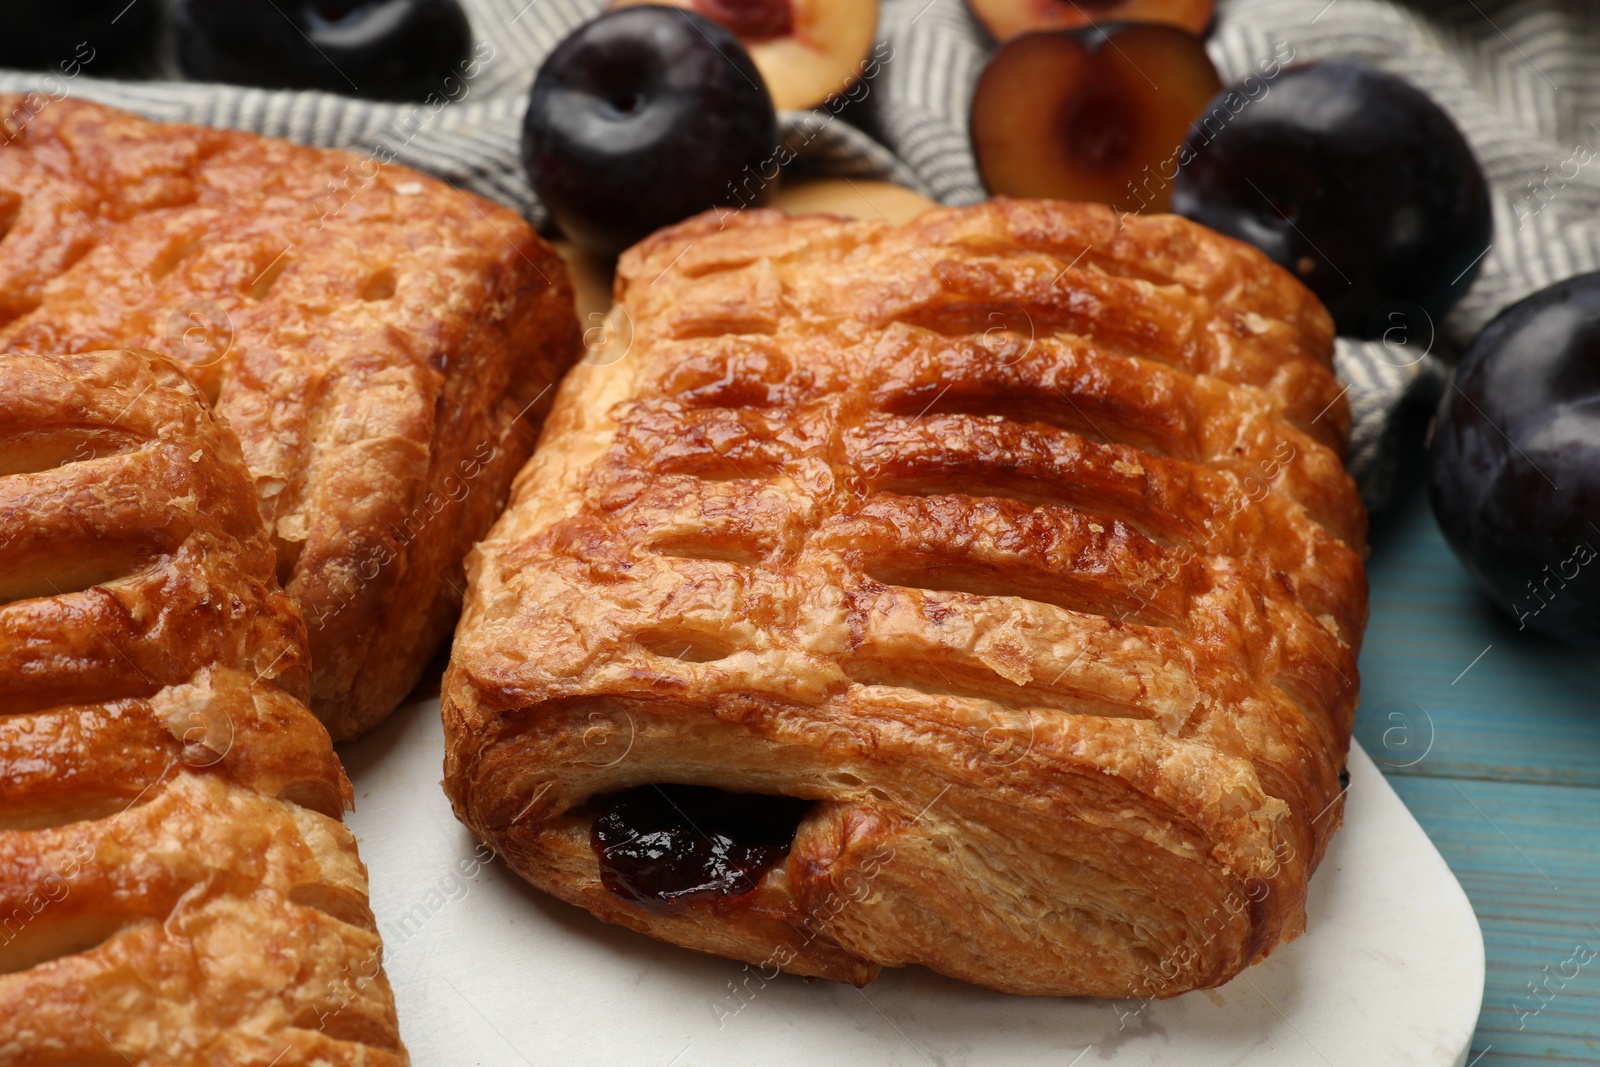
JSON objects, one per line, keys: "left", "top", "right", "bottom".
{"left": 609, "top": 0, "right": 879, "bottom": 110}
{"left": 522, "top": 6, "right": 779, "bottom": 260}
{"left": 1429, "top": 272, "right": 1600, "bottom": 649}
{"left": 1171, "top": 62, "right": 1491, "bottom": 338}
{"left": 971, "top": 23, "right": 1221, "bottom": 213}
{"left": 175, "top": 0, "right": 473, "bottom": 101}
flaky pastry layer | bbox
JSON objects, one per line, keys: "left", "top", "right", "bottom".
{"left": 0, "top": 351, "right": 406, "bottom": 1064}
{"left": 0, "top": 96, "right": 581, "bottom": 739}
{"left": 443, "top": 200, "right": 1368, "bottom": 997}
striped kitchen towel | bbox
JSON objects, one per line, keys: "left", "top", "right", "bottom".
{"left": 4, "top": 0, "right": 1591, "bottom": 503}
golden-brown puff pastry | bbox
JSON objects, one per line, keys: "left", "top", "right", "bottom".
{"left": 442, "top": 200, "right": 1369, "bottom": 998}
{"left": 0, "top": 350, "right": 406, "bottom": 1065}
{"left": 0, "top": 96, "right": 581, "bottom": 740}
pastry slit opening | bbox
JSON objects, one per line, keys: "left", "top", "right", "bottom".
{"left": 287, "top": 883, "right": 379, "bottom": 933}
{"left": 360, "top": 266, "right": 397, "bottom": 302}
{"left": 588, "top": 784, "right": 812, "bottom": 908}
{"left": 637, "top": 628, "right": 737, "bottom": 664}
{"left": 654, "top": 459, "right": 778, "bottom": 483}
{"left": 843, "top": 661, "right": 1152, "bottom": 720}
{"left": 650, "top": 535, "right": 766, "bottom": 567}
{"left": 248, "top": 249, "right": 292, "bottom": 301}
{"left": 0, "top": 789, "right": 162, "bottom": 831}
{"left": 862, "top": 559, "right": 1183, "bottom": 631}
{"left": 0, "top": 911, "right": 137, "bottom": 976}
{"left": 149, "top": 234, "right": 203, "bottom": 282}
{"left": 882, "top": 390, "right": 1186, "bottom": 462}
{"left": 0, "top": 427, "right": 140, "bottom": 478}
{"left": 0, "top": 542, "right": 159, "bottom": 608}
{"left": 902, "top": 303, "right": 1176, "bottom": 378}
{"left": 874, "top": 478, "right": 1181, "bottom": 549}
{"left": 0, "top": 191, "right": 20, "bottom": 245}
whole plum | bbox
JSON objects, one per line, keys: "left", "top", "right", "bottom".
{"left": 1429, "top": 272, "right": 1600, "bottom": 648}
{"left": 522, "top": 6, "right": 779, "bottom": 259}
{"left": 1173, "top": 62, "right": 1491, "bottom": 339}
{"left": 176, "top": 0, "right": 473, "bottom": 101}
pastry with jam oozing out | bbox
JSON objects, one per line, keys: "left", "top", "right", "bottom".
{"left": 442, "top": 200, "right": 1367, "bottom": 996}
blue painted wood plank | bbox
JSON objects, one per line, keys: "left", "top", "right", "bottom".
{"left": 1354, "top": 410, "right": 1600, "bottom": 786}
{"left": 1354, "top": 408, "right": 1600, "bottom": 1062}
{"left": 1385, "top": 775, "right": 1600, "bottom": 1065}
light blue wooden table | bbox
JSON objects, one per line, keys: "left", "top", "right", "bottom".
{"left": 1354, "top": 403, "right": 1600, "bottom": 1065}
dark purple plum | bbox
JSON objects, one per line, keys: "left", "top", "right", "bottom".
{"left": 175, "top": 0, "right": 473, "bottom": 101}
{"left": 521, "top": 6, "right": 778, "bottom": 259}
{"left": 1172, "top": 62, "right": 1491, "bottom": 339}
{"left": 1429, "top": 272, "right": 1600, "bottom": 649}
{"left": 1, "top": 2, "right": 157, "bottom": 70}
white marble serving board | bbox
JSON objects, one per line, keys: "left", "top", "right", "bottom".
{"left": 341, "top": 697, "right": 1484, "bottom": 1066}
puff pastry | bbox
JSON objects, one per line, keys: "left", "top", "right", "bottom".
{"left": 0, "top": 96, "right": 581, "bottom": 739}
{"left": 443, "top": 200, "right": 1369, "bottom": 997}
{"left": 0, "top": 350, "right": 406, "bottom": 1064}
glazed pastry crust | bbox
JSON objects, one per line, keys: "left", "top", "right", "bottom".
{"left": 443, "top": 201, "right": 1368, "bottom": 997}
{"left": 0, "top": 96, "right": 581, "bottom": 739}
{"left": 0, "top": 351, "right": 406, "bottom": 1064}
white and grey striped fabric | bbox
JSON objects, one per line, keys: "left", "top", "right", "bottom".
{"left": 3, "top": 0, "right": 1590, "bottom": 503}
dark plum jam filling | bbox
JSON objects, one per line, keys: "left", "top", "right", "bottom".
{"left": 589, "top": 784, "right": 811, "bottom": 907}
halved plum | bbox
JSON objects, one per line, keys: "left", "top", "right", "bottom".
{"left": 610, "top": 0, "right": 879, "bottom": 110}
{"left": 972, "top": 24, "right": 1221, "bottom": 213}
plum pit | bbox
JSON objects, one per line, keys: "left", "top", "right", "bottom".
{"left": 1061, "top": 90, "right": 1133, "bottom": 170}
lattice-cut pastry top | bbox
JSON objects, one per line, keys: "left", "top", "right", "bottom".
{"left": 0, "top": 350, "right": 309, "bottom": 709}
{"left": 443, "top": 200, "right": 1368, "bottom": 998}
{"left": 0, "top": 350, "right": 407, "bottom": 1064}
{"left": 0, "top": 95, "right": 580, "bottom": 739}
